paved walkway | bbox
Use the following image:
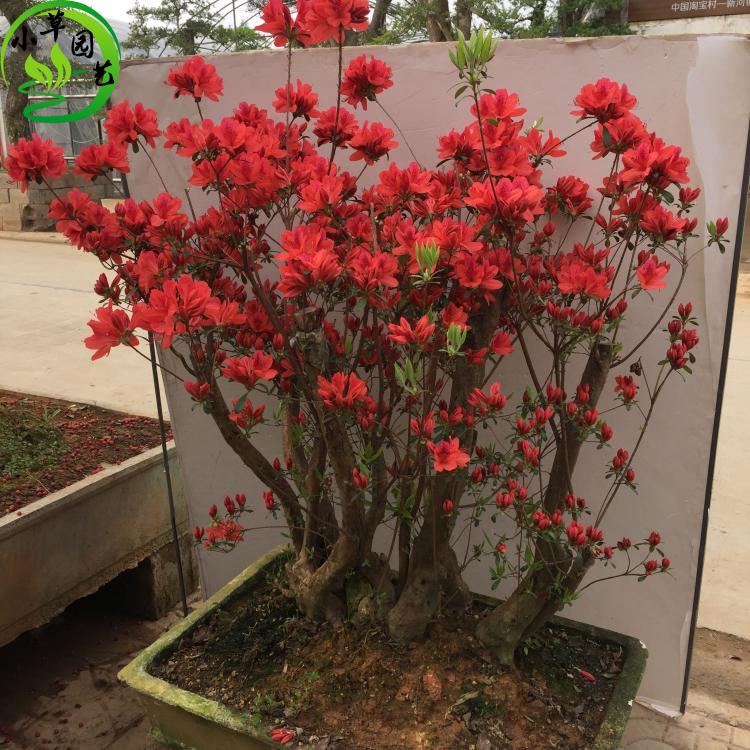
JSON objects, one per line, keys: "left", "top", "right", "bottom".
{"left": 620, "top": 699, "right": 750, "bottom": 749}
{"left": 0, "top": 235, "right": 164, "bottom": 418}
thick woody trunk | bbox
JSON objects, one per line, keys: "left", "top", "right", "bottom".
{"left": 454, "top": 0, "right": 472, "bottom": 38}
{"left": 2, "top": 0, "right": 34, "bottom": 145}
{"left": 476, "top": 342, "right": 614, "bottom": 662}
{"left": 365, "top": 0, "right": 392, "bottom": 39}
{"left": 387, "top": 296, "right": 505, "bottom": 641}
{"left": 426, "top": 0, "right": 453, "bottom": 41}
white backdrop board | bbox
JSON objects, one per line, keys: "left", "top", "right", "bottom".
{"left": 116, "top": 35, "right": 750, "bottom": 712}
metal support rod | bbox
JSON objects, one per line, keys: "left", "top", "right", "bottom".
{"left": 118, "top": 165, "right": 189, "bottom": 618}
{"left": 148, "top": 333, "right": 189, "bottom": 618}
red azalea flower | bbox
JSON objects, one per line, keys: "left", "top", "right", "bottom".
{"left": 277, "top": 225, "right": 342, "bottom": 297}
{"left": 313, "top": 106, "right": 359, "bottom": 147}
{"left": 572, "top": 78, "right": 636, "bottom": 122}
{"left": 221, "top": 352, "right": 279, "bottom": 388}
{"left": 465, "top": 176, "right": 544, "bottom": 227}
{"left": 105, "top": 100, "right": 161, "bottom": 147}
{"left": 3, "top": 134, "right": 66, "bottom": 191}
{"left": 135, "top": 274, "right": 213, "bottom": 347}
{"left": 273, "top": 79, "right": 320, "bottom": 119}
{"left": 167, "top": 55, "right": 224, "bottom": 102}
{"left": 639, "top": 205, "right": 686, "bottom": 242}
{"left": 547, "top": 176, "right": 592, "bottom": 216}
{"left": 270, "top": 727, "right": 295, "bottom": 745}
{"left": 468, "top": 383, "right": 507, "bottom": 411}
{"left": 428, "top": 437, "right": 470, "bottom": 472}
{"left": 317, "top": 371, "right": 368, "bottom": 409}
{"left": 451, "top": 254, "right": 503, "bottom": 298}
{"left": 228, "top": 399, "right": 266, "bottom": 429}
{"left": 341, "top": 54, "right": 393, "bottom": 110}
{"left": 84, "top": 303, "right": 139, "bottom": 360}
{"left": 524, "top": 127, "right": 566, "bottom": 160}
{"left": 620, "top": 137, "right": 690, "bottom": 189}
{"left": 591, "top": 113, "right": 647, "bottom": 159}
{"left": 184, "top": 380, "right": 211, "bottom": 400}
{"left": 300, "top": 0, "right": 369, "bottom": 44}
{"left": 473, "top": 88, "right": 526, "bottom": 120}
{"left": 387, "top": 315, "right": 435, "bottom": 346}
{"left": 575, "top": 668, "right": 597, "bottom": 683}
{"left": 442, "top": 303, "right": 470, "bottom": 330}
{"left": 205, "top": 519, "right": 244, "bottom": 545}
{"left": 490, "top": 330, "right": 513, "bottom": 355}
{"left": 636, "top": 256, "right": 670, "bottom": 291}
{"left": 255, "top": 0, "right": 302, "bottom": 47}
{"left": 73, "top": 142, "right": 130, "bottom": 180}
{"left": 556, "top": 257, "right": 611, "bottom": 300}
{"left": 349, "top": 121, "right": 398, "bottom": 164}
{"left": 614, "top": 375, "right": 638, "bottom": 402}
{"left": 377, "top": 162, "right": 432, "bottom": 202}
{"left": 347, "top": 249, "right": 399, "bottom": 293}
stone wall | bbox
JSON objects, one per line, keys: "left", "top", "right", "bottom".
{"left": 0, "top": 169, "right": 118, "bottom": 232}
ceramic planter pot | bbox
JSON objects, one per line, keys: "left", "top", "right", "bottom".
{"left": 120, "top": 545, "right": 647, "bottom": 750}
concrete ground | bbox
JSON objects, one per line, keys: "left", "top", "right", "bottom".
{"left": 0, "top": 235, "right": 163, "bottom": 419}
{"left": 697, "top": 271, "right": 750, "bottom": 639}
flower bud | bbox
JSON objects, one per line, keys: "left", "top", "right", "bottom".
{"left": 263, "top": 490, "right": 276, "bottom": 511}
{"left": 442, "top": 499, "right": 454, "bottom": 514}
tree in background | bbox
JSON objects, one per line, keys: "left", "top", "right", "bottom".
{"left": 366, "top": 0, "right": 630, "bottom": 43}
{"left": 0, "top": 0, "right": 34, "bottom": 144}
{"left": 125, "top": 0, "right": 265, "bottom": 57}
{"left": 124, "top": 0, "right": 630, "bottom": 59}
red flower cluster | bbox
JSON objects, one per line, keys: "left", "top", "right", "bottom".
{"left": 166, "top": 55, "right": 224, "bottom": 102}
{"left": 3, "top": 134, "right": 66, "bottom": 191}
{"left": 341, "top": 54, "right": 393, "bottom": 109}
{"left": 30, "top": 28, "right": 713, "bottom": 630}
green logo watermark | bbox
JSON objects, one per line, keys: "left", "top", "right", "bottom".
{"left": 1, "top": 1, "right": 120, "bottom": 123}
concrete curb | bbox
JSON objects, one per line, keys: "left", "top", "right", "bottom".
{"left": 0, "top": 441, "right": 188, "bottom": 647}
{"left": 0, "top": 230, "right": 67, "bottom": 245}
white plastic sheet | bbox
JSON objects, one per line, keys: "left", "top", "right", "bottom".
{"left": 117, "top": 35, "right": 750, "bottom": 710}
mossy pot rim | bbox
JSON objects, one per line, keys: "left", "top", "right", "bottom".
{"left": 119, "top": 544, "right": 647, "bottom": 750}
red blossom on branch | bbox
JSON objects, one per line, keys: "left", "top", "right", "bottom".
{"left": 3, "top": 134, "right": 66, "bottom": 190}
{"left": 166, "top": 55, "right": 224, "bottom": 102}
{"left": 341, "top": 54, "right": 393, "bottom": 110}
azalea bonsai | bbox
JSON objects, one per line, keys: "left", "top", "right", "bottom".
{"left": 4, "top": 13, "right": 729, "bottom": 671}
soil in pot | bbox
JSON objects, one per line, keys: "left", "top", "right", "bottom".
{"left": 0, "top": 390, "right": 171, "bottom": 517}
{"left": 153, "top": 558, "right": 626, "bottom": 749}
